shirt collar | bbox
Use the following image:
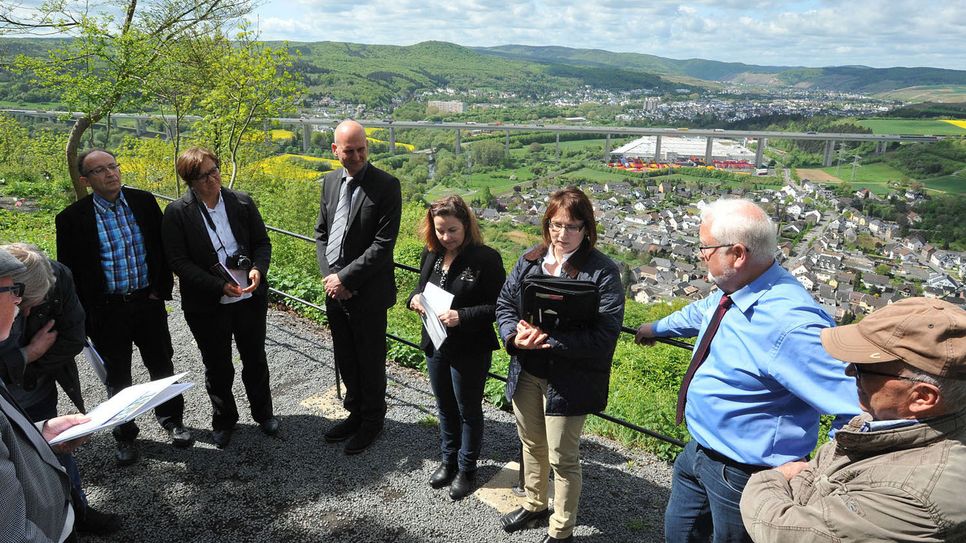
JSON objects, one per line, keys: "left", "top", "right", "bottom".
{"left": 861, "top": 418, "right": 920, "bottom": 432}
{"left": 342, "top": 162, "right": 368, "bottom": 184}
{"left": 93, "top": 190, "right": 128, "bottom": 213}
{"left": 728, "top": 260, "right": 781, "bottom": 314}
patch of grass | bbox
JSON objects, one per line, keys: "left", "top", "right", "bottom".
{"left": 418, "top": 415, "right": 439, "bottom": 428}
{"left": 856, "top": 119, "right": 966, "bottom": 136}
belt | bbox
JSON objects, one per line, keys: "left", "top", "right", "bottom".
{"left": 697, "top": 444, "right": 769, "bottom": 473}
{"left": 104, "top": 287, "right": 151, "bottom": 304}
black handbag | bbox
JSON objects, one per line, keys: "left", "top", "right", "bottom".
{"left": 522, "top": 275, "right": 600, "bottom": 331}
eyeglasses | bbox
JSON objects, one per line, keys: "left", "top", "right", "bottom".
{"left": 549, "top": 221, "right": 583, "bottom": 233}
{"left": 196, "top": 166, "right": 220, "bottom": 182}
{"left": 848, "top": 364, "right": 923, "bottom": 383}
{"left": 0, "top": 283, "right": 25, "bottom": 297}
{"left": 84, "top": 163, "right": 120, "bottom": 177}
{"left": 697, "top": 243, "right": 735, "bottom": 258}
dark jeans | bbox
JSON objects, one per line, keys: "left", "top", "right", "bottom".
{"left": 86, "top": 297, "right": 183, "bottom": 442}
{"left": 664, "top": 440, "right": 762, "bottom": 543}
{"left": 24, "top": 390, "right": 88, "bottom": 510}
{"left": 326, "top": 297, "right": 388, "bottom": 423}
{"left": 184, "top": 295, "right": 274, "bottom": 431}
{"left": 426, "top": 349, "right": 491, "bottom": 473}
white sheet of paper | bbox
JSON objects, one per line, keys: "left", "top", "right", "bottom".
{"left": 423, "top": 282, "right": 454, "bottom": 312}
{"left": 419, "top": 293, "right": 449, "bottom": 350}
{"left": 50, "top": 372, "right": 194, "bottom": 444}
{"left": 82, "top": 339, "right": 108, "bottom": 385}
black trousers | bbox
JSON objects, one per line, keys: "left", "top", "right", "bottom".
{"left": 184, "top": 295, "right": 274, "bottom": 431}
{"left": 86, "top": 297, "right": 183, "bottom": 442}
{"left": 325, "top": 296, "right": 388, "bottom": 423}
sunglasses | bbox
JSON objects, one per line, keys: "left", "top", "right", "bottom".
{"left": 0, "top": 282, "right": 25, "bottom": 297}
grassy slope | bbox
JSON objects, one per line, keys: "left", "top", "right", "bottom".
{"left": 857, "top": 119, "right": 966, "bottom": 135}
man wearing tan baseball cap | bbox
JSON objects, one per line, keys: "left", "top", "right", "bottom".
{"left": 740, "top": 297, "right": 966, "bottom": 542}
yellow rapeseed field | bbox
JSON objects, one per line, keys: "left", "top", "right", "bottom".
{"left": 253, "top": 153, "right": 339, "bottom": 182}
{"left": 942, "top": 120, "right": 966, "bottom": 129}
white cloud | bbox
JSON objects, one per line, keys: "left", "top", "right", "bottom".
{"left": 248, "top": 0, "right": 965, "bottom": 69}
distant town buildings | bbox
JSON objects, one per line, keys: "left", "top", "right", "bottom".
{"left": 427, "top": 100, "right": 465, "bottom": 114}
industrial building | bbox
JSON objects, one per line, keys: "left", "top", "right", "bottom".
{"left": 610, "top": 135, "right": 756, "bottom": 164}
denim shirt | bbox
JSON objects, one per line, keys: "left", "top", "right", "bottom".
{"left": 653, "top": 261, "right": 860, "bottom": 466}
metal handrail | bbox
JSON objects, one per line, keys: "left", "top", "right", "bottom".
{"left": 152, "top": 189, "right": 689, "bottom": 449}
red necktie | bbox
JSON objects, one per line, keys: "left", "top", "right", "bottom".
{"left": 675, "top": 294, "right": 733, "bottom": 425}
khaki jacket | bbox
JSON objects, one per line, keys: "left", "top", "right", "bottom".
{"left": 741, "top": 410, "right": 966, "bottom": 542}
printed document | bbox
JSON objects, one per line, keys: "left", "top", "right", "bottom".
{"left": 50, "top": 373, "right": 194, "bottom": 444}
{"left": 418, "top": 282, "right": 454, "bottom": 350}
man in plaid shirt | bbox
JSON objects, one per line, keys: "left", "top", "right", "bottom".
{"left": 55, "top": 149, "right": 191, "bottom": 466}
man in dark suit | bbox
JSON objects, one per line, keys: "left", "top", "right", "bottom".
{"left": 55, "top": 149, "right": 191, "bottom": 465}
{"left": 315, "top": 120, "right": 402, "bottom": 454}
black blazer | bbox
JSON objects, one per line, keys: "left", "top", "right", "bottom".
{"left": 315, "top": 163, "right": 402, "bottom": 310}
{"left": 55, "top": 187, "right": 173, "bottom": 311}
{"left": 161, "top": 188, "right": 271, "bottom": 313}
{"left": 407, "top": 244, "right": 506, "bottom": 356}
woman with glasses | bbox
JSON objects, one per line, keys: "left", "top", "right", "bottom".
{"left": 161, "top": 147, "right": 278, "bottom": 449}
{"left": 407, "top": 195, "right": 505, "bottom": 500}
{"left": 495, "top": 187, "right": 625, "bottom": 543}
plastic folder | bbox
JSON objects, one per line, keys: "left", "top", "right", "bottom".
{"left": 522, "top": 276, "right": 599, "bottom": 331}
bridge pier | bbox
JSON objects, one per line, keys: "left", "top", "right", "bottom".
{"left": 704, "top": 137, "right": 713, "bottom": 165}
{"left": 603, "top": 133, "right": 611, "bottom": 161}
{"left": 455, "top": 129, "right": 461, "bottom": 155}
{"left": 755, "top": 137, "right": 767, "bottom": 167}
{"left": 823, "top": 140, "right": 835, "bottom": 167}
{"left": 505, "top": 129, "right": 510, "bottom": 158}
{"left": 654, "top": 135, "right": 662, "bottom": 162}
{"left": 556, "top": 133, "right": 561, "bottom": 160}
{"left": 136, "top": 119, "right": 146, "bottom": 137}
{"left": 875, "top": 141, "right": 887, "bottom": 155}
{"left": 302, "top": 121, "right": 311, "bottom": 152}
{"left": 389, "top": 126, "right": 396, "bottom": 155}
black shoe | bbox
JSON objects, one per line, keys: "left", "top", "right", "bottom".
{"left": 167, "top": 425, "right": 194, "bottom": 448}
{"left": 212, "top": 428, "right": 233, "bottom": 449}
{"left": 541, "top": 535, "right": 573, "bottom": 543}
{"left": 429, "top": 463, "right": 457, "bottom": 489}
{"left": 324, "top": 416, "right": 362, "bottom": 443}
{"left": 114, "top": 440, "right": 139, "bottom": 466}
{"left": 260, "top": 417, "right": 280, "bottom": 436}
{"left": 449, "top": 470, "right": 475, "bottom": 500}
{"left": 75, "top": 506, "right": 121, "bottom": 535}
{"left": 501, "top": 506, "right": 551, "bottom": 533}
{"left": 344, "top": 422, "right": 383, "bottom": 455}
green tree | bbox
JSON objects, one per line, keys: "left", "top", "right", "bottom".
{"left": 191, "top": 24, "right": 301, "bottom": 188}
{"left": 3, "top": 0, "right": 256, "bottom": 199}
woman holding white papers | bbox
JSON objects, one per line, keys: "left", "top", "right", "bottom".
{"left": 407, "top": 195, "right": 505, "bottom": 500}
{"left": 495, "top": 187, "right": 625, "bottom": 543}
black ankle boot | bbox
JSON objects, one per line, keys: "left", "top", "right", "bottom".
{"left": 449, "top": 470, "right": 475, "bottom": 500}
{"left": 429, "top": 463, "right": 457, "bottom": 488}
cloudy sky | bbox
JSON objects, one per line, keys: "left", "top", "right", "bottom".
{"left": 250, "top": 0, "right": 965, "bottom": 70}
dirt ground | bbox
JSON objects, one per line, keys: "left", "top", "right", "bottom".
{"left": 798, "top": 169, "right": 843, "bottom": 183}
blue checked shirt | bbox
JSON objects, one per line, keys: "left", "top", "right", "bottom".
{"left": 652, "top": 262, "right": 860, "bottom": 466}
{"left": 93, "top": 191, "right": 149, "bottom": 294}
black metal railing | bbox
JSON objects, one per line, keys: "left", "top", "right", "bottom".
{"left": 152, "top": 190, "right": 689, "bottom": 449}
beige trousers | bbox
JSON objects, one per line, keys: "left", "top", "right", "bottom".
{"left": 512, "top": 369, "right": 588, "bottom": 539}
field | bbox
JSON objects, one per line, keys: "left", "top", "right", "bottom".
{"left": 874, "top": 86, "right": 966, "bottom": 103}
{"left": 803, "top": 163, "right": 966, "bottom": 195}
{"left": 855, "top": 119, "right": 966, "bottom": 135}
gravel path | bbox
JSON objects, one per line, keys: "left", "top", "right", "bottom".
{"left": 70, "top": 297, "right": 673, "bottom": 542}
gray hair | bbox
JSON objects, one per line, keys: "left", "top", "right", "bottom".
{"left": 1, "top": 243, "right": 54, "bottom": 309}
{"left": 903, "top": 364, "right": 966, "bottom": 411}
{"left": 701, "top": 199, "right": 777, "bottom": 266}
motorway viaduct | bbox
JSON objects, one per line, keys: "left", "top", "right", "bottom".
{"left": 2, "top": 109, "right": 944, "bottom": 167}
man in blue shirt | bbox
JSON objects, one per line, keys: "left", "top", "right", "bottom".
{"left": 56, "top": 149, "right": 191, "bottom": 466}
{"left": 635, "top": 198, "right": 859, "bottom": 543}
